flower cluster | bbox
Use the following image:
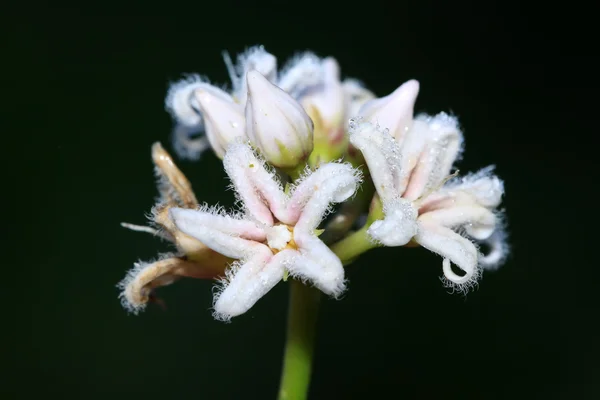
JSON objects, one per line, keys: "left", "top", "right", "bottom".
{"left": 118, "top": 45, "right": 508, "bottom": 321}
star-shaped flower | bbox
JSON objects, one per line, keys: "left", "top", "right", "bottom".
{"left": 349, "top": 84, "right": 507, "bottom": 291}
{"left": 169, "top": 141, "right": 361, "bottom": 321}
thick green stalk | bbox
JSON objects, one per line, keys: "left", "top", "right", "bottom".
{"left": 278, "top": 280, "right": 321, "bottom": 400}
{"left": 330, "top": 225, "right": 379, "bottom": 265}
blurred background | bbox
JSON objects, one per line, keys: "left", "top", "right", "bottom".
{"left": 6, "top": 3, "right": 598, "bottom": 399}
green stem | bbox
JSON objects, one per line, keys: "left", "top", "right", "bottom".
{"left": 330, "top": 225, "right": 379, "bottom": 265}
{"left": 278, "top": 280, "right": 321, "bottom": 400}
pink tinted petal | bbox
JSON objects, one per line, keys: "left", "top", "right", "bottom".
{"left": 290, "top": 163, "right": 360, "bottom": 231}
{"left": 223, "top": 142, "right": 288, "bottom": 225}
{"left": 403, "top": 113, "right": 462, "bottom": 201}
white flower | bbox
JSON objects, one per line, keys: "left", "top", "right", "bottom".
{"left": 350, "top": 111, "right": 506, "bottom": 292}
{"left": 169, "top": 142, "right": 361, "bottom": 321}
{"left": 245, "top": 70, "right": 314, "bottom": 168}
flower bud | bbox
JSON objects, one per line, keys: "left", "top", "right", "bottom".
{"left": 224, "top": 45, "right": 278, "bottom": 105}
{"left": 300, "top": 58, "right": 347, "bottom": 163}
{"left": 245, "top": 70, "right": 314, "bottom": 168}
{"left": 358, "top": 79, "right": 420, "bottom": 145}
{"left": 193, "top": 89, "right": 246, "bottom": 158}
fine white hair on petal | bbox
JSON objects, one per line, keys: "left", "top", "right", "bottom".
{"left": 419, "top": 206, "right": 497, "bottom": 241}
{"left": 443, "top": 166, "right": 505, "bottom": 209}
{"left": 286, "top": 238, "right": 346, "bottom": 297}
{"left": 222, "top": 142, "right": 288, "bottom": 225}
{"left": 287, "top": 162, "right": 361, "bottom": 228}
{"left": 223, "top": 45, "right": 278, "bottom": 104}
{"left": 212, "top": 248, "right": 292, "bottom": 322}
{"left": 164, "top": 74, "right": 231, "bottom": 127}
{"left": 277, "top": 52, "right": 325, "bottom": 98}
{"left": 348, "top": 119, "right": 402, "bottom": 204}
{"left": 415, "top": 223, "right": 481, "bottom": 293}
{"left": 117, "top": 254, "right": 181, "bottom": 314}
{"left": 349, "top": 119, "right": 420, "bottom": 246}
{"left": 478, "top": 216, "right": 509, "bottom": 270}
{"left": 403, "top": 113, "right": 464, "bottom": 201}
{"left": 367, "top": 197, "right": 418, "bottom": 246}
{"left": 170, "top": 207, "right": 267, "bottom": 259}
{"left": 171, "top": 124, "right": 211, "bottom": 161}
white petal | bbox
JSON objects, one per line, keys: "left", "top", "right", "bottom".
{"left": 288, "top": 234, "right": 346, "bottom": 297}
{"left": 170, "top": 207, "right": 266, "bottom": 259}
{"left": 165, "top": 75, "right": 231, "bottom": 127}
{"left": 223, "top": 45, "right": 277, "bottom": 104}
{"left": 223, "top": 142, "right": 288, "bottom": 225}
{"left": 403, "top": 113, "right": 463, "bottom": 201}
{"left": 442, "top": 167, "right": 504, "bottom": 208}
{"left": 415, "top": 222, "right": 480, "bottom": 291}
{"left": 358, "top": 79, "right": 420, "bottom": 144}
{"left": 479, "top": 225, "right": 509, "bottom": 270}
{"left": 277, "top": 52, "right": 324, "bottom": 98}
{"left": 213, "top": 248, "right": 294, "bottom": 321}
{"left": 367, "top": 198, "right": 418, "bottom": 246}
{"left": 419, "top": 206, "right": 497, "bottom": 240}
{"left": 348, "top": 120, "right": 402, "bottom": 204}
{"left": 289, "top": 162, "right": 361, "bottom": 230}
{"left": 171, "top": 124, "right": 210, "bottom": 161}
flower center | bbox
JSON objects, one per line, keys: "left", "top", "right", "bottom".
{"left": 266, "top": 224, "right": 297, "bottom": 252}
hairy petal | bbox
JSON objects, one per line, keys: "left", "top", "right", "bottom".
{"left": 171, "top": 124, "right": 211, "bottom": 161}
{"left": 287, "top": 162, "right": 360, "bottom": 228}
{"left": 151, "top": 142, "right": 198, "bottom": 207}
{"left": 368, "top": 197, "right": 418, "bottom": 246}
{"left": 277, "top": 52, "right": 324, "bottom": 99}
{"left": 288, "top": 234, "right": 346, "bottom": 297}
{"left": 118, "top": 256, "right": 217, "bottom": 314}
{"left": 479, "top": 226, "right": 509, "bottom": 270}
{"left": 223, "top": 142, "right": 288, "bottom": 225}
{"left": 349, "top": 120, "right": 418, "bottom": 245}
{"left": 213, "top": 248, "right": 294, "bottom": 321}
{"left": 348, "top": 120, "right": 402, "bottom": 204}
{"left": 165, "top": 75, "right": 231, "bottom": 127}
{"left": 403, "top": 113, "right": 463, "bottom": 201}
{"left": 170, "top": 207, "right": 267, "bottom": 259}
{"left": 415, "top": 223, "right": 480, "bottom": 290}
{"left": 419, "top": 205, "right": 497, "bottom": 241}
{"left": 223, "top": 45, "right": 277, "bottom": 104}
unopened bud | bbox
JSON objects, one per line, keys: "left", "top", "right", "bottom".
{"left": 194, "top": 89, "right": 246, "bottom": 158}
{"left": 358, "top": 79, "right": 420, "bottom": 145}
{"left": 245, "top": 70, "right": 314, "bottom": 168}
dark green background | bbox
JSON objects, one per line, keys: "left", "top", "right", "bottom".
{"left": 7, "top": 5, "right": 597, "bottom": 399}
